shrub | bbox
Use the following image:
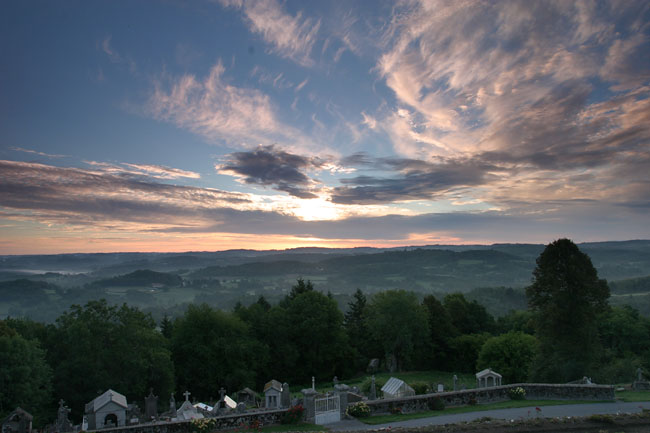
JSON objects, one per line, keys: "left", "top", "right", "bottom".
{"left": 587, "top": 414, "right": 615, "bottom": 424}
{"left": 346, "top": 401, "right": 371, "bottom": 418}
{"left": 508, "top": 386, "right": 526, "bottom": 400}
{"left": 361, "top": 377, "right": 385, "bottom": 397}
{"left": 281, "top": 404, "right": 304, "bottom": 424}
{"left": 427, "top": 397, "right": 445, "bottom": 411}
{"left": 410, "top": 381, "right": 429, "bottom": 395}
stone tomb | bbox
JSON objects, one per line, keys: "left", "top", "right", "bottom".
{"left": 1, "top": 408, "right": 32, "bottom": 433}
{"left": 264, "top": 380, "right": 283, "bottom": 409}
{"left": 84, "top": 389, "right": 128, "bottom": 430}
{"left": 475, "top": 368, "right": 502, "bottom": 388}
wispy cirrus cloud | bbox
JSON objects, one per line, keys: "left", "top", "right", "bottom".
{"left": 83, "top": 161, "right": 201, "bottom": 180}
{"left": 146, "top": 61, "right": 310, "bottom": 149}
{"left": 10, "top": 147, "right": 67, "bottom": 159}
{"left": 376, "top": 0, "right": 650, "bottom": 160}
{"left": 219, "top": 0, "right": 320, "bottom": 67}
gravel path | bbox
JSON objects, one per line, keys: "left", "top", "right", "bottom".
{"left": 327, "top": 401, "right": 650, "bottom": 431}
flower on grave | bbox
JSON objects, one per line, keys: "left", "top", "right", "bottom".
{"left": 508, "top": 387, "right": 526, "bottom": 400}
{"left": 191, "top": 418, "right": 217, "bottom": 433}
{"left": 346, "top": 401, "right": 371, "bottom": 418}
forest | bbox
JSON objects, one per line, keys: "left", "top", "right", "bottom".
{"left": 2, "top": 239, "right": 650, "bottom": 427}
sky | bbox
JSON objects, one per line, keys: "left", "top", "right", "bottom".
{"left": 1, "top": 0, "right": 649, "bottom": 255}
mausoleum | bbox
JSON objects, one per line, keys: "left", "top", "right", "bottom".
{"left": 476, "top": 368, "right": 502, "bottom": 388}
{"left": 84, "top": 389, "right": 128, "bottom": 430}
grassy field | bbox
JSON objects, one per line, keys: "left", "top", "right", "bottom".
{"left": 259, "top": 423, "right": 324, "bottom": 432}
{"left": 296, "top": 370, "right": 476, "bottom": 395}
{"left": 615, "top": 390, "right": 650, "bottom": 402}
{"left": 359, "top": 399, "right": 614, "bottom": 425}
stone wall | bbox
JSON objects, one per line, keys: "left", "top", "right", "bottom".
{"left": 86, "top": 409, "right": 288, "bottom": 433}
{"left": 364, "top": 383, "right": 615, "bottom": 415}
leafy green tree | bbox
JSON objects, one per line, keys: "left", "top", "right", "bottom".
{"left": 365, "top": 290, "right": 429, "bottom": 371}
{"left": 51, "top": 300, "right": 174, "bottom": 417}
{"left": 284, "top": 290, "right": 350, "bottom": 381}
{"left": 172, "top": 304, "right": 267, "bottom": 399}
{"left": 477, "top": 331, "right": 538, "bottom": 383}
{"left": 526, "top": 239, "right": 610, "bottom": 382}
{"left": 0, "top": 324, "right": 52, "bottom": 425}
{"left": 496, "top": 310, "right": 535, "bottom": 335}
{"left": 422, "top": 295, "right": 455, "bottom": 369}
{"left": 448, "top": 333, "right": 492, "bottom": 373}
{"left": 443, "top": 293, "right": 495, "bottom": 335}
{"left": 598, "top": 306, "right": 649, "bottom": 357}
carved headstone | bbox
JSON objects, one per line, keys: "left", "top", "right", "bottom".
{"left": 367, "top": 358, "right": 380, "bottom": 373}
{"left": 236, "top": 402, "right": 247, "bottom": 414}
{"left": 56, "top": 399, "right": 73, "bottom": 433}
{"left": 169, "top": 393, "right": 177, "bottom": 417}
{"left": 369, "top": 375, "right": 377, "bottom": 400}
{"left": 281, "top": 383, "right": 291, "bottom": 408}
{"left": 144, "top": 389, "right": 158, "bottom": 421}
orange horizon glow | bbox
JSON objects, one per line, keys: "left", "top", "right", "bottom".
{"left": 0, "top": 231, "right": 494, "bottom": 256}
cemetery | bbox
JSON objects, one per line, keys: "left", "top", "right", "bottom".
{"left": 2, "top": 367, "right": 627, "bottom": 433}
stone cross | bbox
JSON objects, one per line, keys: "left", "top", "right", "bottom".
{"left": 312, "top": 376, "right": 315, "bottom": 390}
{"left": 333, "top": 376, "right": 338, "bottom": 385}
{"left": 183, "top": 391, "right": 191, "bottom": 402}
{"left": 369, "top": 375, "right": 377, "bottom": 400}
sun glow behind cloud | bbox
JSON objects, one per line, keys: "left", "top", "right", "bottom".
{"left": 1, "top": 1, "right": 649, "bottom": 253}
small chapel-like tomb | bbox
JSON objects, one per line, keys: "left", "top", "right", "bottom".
{"left": 476, "top": 368, "right": 503, "bottom": 388}
{"left": 84, "top": 389, "right": 128, "bottom": 430}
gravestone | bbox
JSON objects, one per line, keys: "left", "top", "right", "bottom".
{"left": 169, "top": 393, "right": 177, "bottom": 418}
{"left": 236, "top": 403, "right": 247, "bottom": 414}
{"left": 453, "top": 375, "right": 458, "bottom": 391}
{"left": 368, "top": 375, "right": 377, "bottom": 400}
{"left": 281, "top": 383, "right": 291, "bottom": 408}
{"left": 437, "top": 383, "right": 444, "bottom": 392}
{"left": 56, "top": 399, "right": 72, "bottom": 433}
{"left": 144, "top": 389, "right": 158, "bottom": 421}
{"left": 367, "top": 358, "right": 380, "bottom": 373}
{"left": 633, "top": 367, "right": 650, "bottom": 390}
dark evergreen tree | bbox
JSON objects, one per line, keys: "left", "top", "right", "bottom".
{"left": 160, "top": 314, "right": 173, "bottom": 339}
{"left": 526, "top": 238, "right": 610, "bottom": 382}
{"left": 288, "top": 278, "right": 314, "bottom": 300}
{"left": 422, "top": 295, "right": 455, "bottom": 369}
{"left": 344, "top": 289, "right": 371, "bottom": 365}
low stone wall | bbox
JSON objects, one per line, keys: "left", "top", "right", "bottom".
{"left": 86, "top": 409, "right": 288, "bottom": 433}
{"left": 364, "top": 383, "right": 615, "bottom": 415}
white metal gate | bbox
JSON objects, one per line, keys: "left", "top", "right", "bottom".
{"left": 314, "top": 394, "right": 340, "bottom": 425}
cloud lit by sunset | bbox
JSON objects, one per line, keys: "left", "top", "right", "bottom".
{"left": 1, "top": 1, "right": 649, "bottom": 254}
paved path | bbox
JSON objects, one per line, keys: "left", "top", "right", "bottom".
{"left": 327, "top": 401, "right": 650, "bottom": 431}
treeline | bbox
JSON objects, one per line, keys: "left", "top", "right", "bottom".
{"left": 2, "top": 240, "right": 650, "bottom": 427}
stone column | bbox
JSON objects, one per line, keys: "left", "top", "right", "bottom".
{"left": 334, "top": 384, "right": 350, "bottom": 417}
{"left": 301, "top": 388, "right": 318, "bottom": 423}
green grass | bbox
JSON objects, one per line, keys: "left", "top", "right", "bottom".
{"left": 259, "top": 423, "right": 326, "bottom": 432}
{"left": 359, "top": 399, "right": 613, "bottom": 425}
{"left": 615, "top": 390, "right": 650, "bottom": 402}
